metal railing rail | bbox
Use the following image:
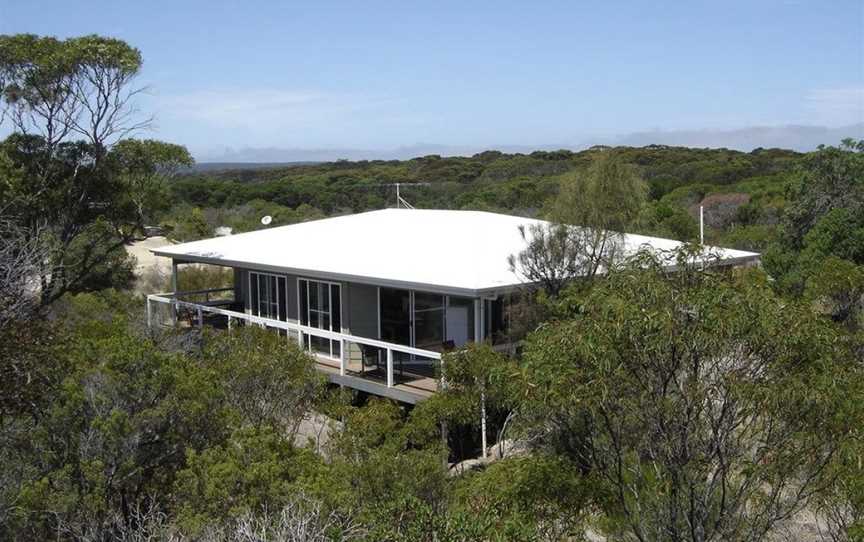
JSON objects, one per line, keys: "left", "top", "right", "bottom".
{"left": 157, "top": 287, "right": 235, "bottom": 303}
{"left": 146, "top": 290, "right": 442, "bottom": 390}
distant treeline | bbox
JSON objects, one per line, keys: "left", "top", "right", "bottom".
{"left": 164, "top": 145, "right": 801, "bottom": 250}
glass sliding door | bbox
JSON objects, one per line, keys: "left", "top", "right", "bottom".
{"left": 413, "top": 292, "right": 444, "bottom": 350}
{"left": 380, "top": 288, "right": 411, "bottom": 347}
{"left": 299, "top": 278, "right": 342, "bottom": 359}
{"left": 484, "top": 297, "right": 507, "bottom": 344}
{"left": 379, "top": 290, "right": 476, "bottom": 351}
{"left": 378, "top": 289, "right": 477, "bottom": 382}
{"left": 445, "top": 296, "right": 474, "bottom": 347}
{"left": 249, "top": 271, "right": 287, "bottom": 321}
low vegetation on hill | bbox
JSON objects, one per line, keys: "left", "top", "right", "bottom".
{"left": 163, "top": 145, "right": 799, "bottom": 253}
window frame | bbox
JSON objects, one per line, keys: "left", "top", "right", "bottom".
{"left": 297, "top": 277, "right": 343, "bottom": 360}
{"left": 248, "top": 270, "right": 287, "bottom": 322}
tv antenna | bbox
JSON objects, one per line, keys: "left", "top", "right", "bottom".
{"left": 381, "top": 182, "right": 430, "bottom": 209}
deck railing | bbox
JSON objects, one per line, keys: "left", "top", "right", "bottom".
{"left": 146, "top": 288, "right": 442, "bottom": 390}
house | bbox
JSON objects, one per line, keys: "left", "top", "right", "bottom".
{"left": 146, "top": 209, "right": 759, "bottom": 403}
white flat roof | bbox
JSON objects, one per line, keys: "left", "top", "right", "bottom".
{"left": 152, "top": 209, "right": 759, "bottom": 295}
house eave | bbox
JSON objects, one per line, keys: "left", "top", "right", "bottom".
{"left": 153, "top": 249, "right": 760, "bottom": 299}
{"left": 152, "top": 249, "right": 525, "bottom": 298}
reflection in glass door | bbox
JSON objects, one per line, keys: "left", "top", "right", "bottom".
{"left": 378, "top": 289, "right": 476, "bottom": 382}
{"left": 445, "top": 296, "right": 474, "bottom": 347}
{"left": 299, "top": 279, "right": 341, "bottom": 359}
{"left": 379, "top": 288, "right": 411, "bottom": 347}
{"left": 379, "top": 289, "right": 476, "bottom": 352}
{"left": 413, "top": 292, "right": 444, "bottom": 350}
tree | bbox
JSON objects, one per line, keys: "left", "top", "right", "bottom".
{"left": 0, "top": 34, "right": 150, "bottom": 152}
{"left": 172, "top": 425, "right": 327, "bottom": 532}
{"left": 550, "top": 150, "right": 648, "bottom": 232}
{"left": 112, "top": 138, "right": 194, "bottom": 231}
{"left": 509, "top": 152, "right": 648, "bottom": 296}
{"left": 509, "top": 222, "right": 616, "bottom": 297}
{"left": 0, "top": 135, "right": 138, "bottom": 302}
{"left": 199, "top": 326, "right": 325, "bottom": 434}
{"left": 517, "top": 251, "right": 862, "bottom": 541}
{"left": 450, "top": 455, "right": 596, "bottom": 541}
{"left": 324, "top": 399, "right": 451, "bottom": 540}
{"left": 765, "top": 140, "right": 864, "bottom": 298}
{"left": 170, "top": 206, "right": 212, "bottom": 241}
{"left": 0, "top": 217, "right": 47, "bottom": 325}
{"left": 782, "top": 139, "right": 864, "bottom": 251}
{"left": 3, "top": 292, "right": 231, "bottom": 539}
{"left": 804, "top": 257, "right": 864, "bottom": 331}
{"left": 413, "top": 343, "right": 519, "bottom": 462}
{"left": 0, "top": 34, "right": 193, "bottom": 304}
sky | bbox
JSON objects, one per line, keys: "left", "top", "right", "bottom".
{"left": 2, "top": 0, "right": 863, "bottom": 161}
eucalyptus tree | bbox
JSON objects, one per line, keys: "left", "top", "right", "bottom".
{"left": 764, "top": 139, "right": 864, "bottom": 304}
{"left": 0, "top": 33, "right": 150, "bottom": 153}
{"left": 0, "top": 34, "right": 192, "bottom": 303}
{"left": 509, "top": 151, "right": 648, "bottom": 297}
{"left": 518, "top": 249, "right": 862, "bottom": 541}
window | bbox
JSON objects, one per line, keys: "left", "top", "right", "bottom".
{"left": 413, "top": 292, "right": 444, "bottom": 350}
{"left": 484, "top": 297, "right": 507, "bottom": 344}
{"left": 249, "top": 271, "right": 287, "bottom": 321}
{"left": 379, "top": 290, "right": 475, "bottom": 350}
{"left": 446, "top": 296, "right": 475, "bottom": 347}
{"left": 299, "top": 279, "right": 342, "bottom": 359}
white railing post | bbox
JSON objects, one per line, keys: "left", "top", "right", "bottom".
{"left": 480, "top": 389, "right": 488, "bottom": 459}
{"left": 171, "top": 261, "right": 179, "bottom": 324}
{"left": 339, "top": 339, "right": 346, "bottom": 376}
{"left": 386, "top": 348, "right": 394, "bottom": 388}
{"left": 146, "top": 297, "right": 152, "bottom": 329}
{"left": 227, "top": 315, "right": 232, "bottom": 331}
{"left": 197, "top": 307, "right": 203, "bottom": 327}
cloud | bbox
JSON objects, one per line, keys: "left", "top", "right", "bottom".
{"left": 611, "top": 123, "right": 864, "bottom": 151}
{"left": 155, "top": 88, "right": 389, "bottom": 131}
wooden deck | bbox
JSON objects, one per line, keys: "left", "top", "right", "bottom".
{"left": 147, "top": 291, "right": 442, "bottom": 405}
{"left": 314, "top": 357, "right": 437, "bottom": 404}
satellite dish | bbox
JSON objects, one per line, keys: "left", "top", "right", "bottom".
{"left": 261, "top": 215, "right": 272, "bottom": 226}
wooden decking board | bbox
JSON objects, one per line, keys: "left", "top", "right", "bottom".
{"left": 314, "top": 356, "right": 437, "bottom": 404}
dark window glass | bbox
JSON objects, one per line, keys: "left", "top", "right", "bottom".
{"left": 250, "top": 273, "right": 259, "bottom": 314}
{"left": 299, "top": 280, "right": 309, "bottom": 325}
{"left": 380, "top": 288, "right": 411, "bottom": 346}
{"left": 308, "top": 280, "right": 318, "bottom": 312}
{"left": 446, "top": 296, "right": 475, "bottom": 346}
{"left": 319, "top": 283, "right": 329, "bottom": 312}
{"left": 485, "top": 298, "right": 506, "bottom": 344}
{"left": 331, "top": 285, "right": 341, "bottom": 331}
{"left": 309, "top": 335, "right": 330, "bottom": 356}
{"left": 278, "top": 277, "right": 287, "bottom": 321}
{"left": 414, "top": 292, "right": 444, "bottom": 350}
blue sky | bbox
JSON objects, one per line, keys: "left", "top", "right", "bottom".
{"left": 2, "top": 0, "right": 862, "bottom": 160}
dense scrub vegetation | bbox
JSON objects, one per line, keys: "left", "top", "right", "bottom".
{"left": 161, "top": 145, "right": 800, "bottom": 252}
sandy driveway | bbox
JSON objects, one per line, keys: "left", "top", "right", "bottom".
{"left": 127, "top": 236, "right": 174, "bottom": 294}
